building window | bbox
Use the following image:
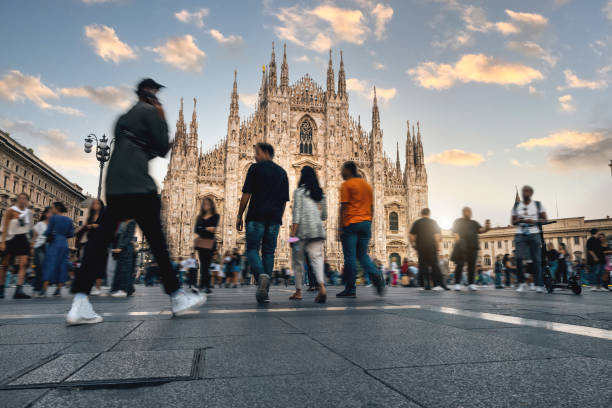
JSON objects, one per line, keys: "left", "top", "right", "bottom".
{"left": 12, "top": 181, "right": 17, "bottom": 192}
{"left": 299, "top": 120, "right": 313, "bottom": 154}
{"left": 15, "top": 165, "right": 19, "bottom": 173}
{"left": 443, "top": 241, "right": 449, "bottom": 249}
{"left": 574, "top": 236, "right": 580, "bottom": 245}
{"left": 484, "top": 242, "right": 488, "bottom": 249}
{"left": 3, "top": 176, "right": 7, "bottom": 189}
{"left": 483, "top": 255, "right": 491, "bottom": 266}
{"left": 497, "top": 241, "right": 502, "bottom": 249}
{"left": 389, "top": 211, "right": 398, "bottom": 232}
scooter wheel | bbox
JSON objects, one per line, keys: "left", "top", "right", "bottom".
{"left": 571, "top": 284, "right": 581, "bottom": 295}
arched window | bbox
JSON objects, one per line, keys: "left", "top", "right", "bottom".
{"left": 299, "top": 120, "right": 313, "bottom": 154}
{"left": 389, "top": 212, "right": 398, "bottom": 232}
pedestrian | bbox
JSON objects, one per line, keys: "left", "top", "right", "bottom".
{"left": 598, "top": 232, "right": 611, "bottom": 291}
{"left": 235, "top": 142, "right": 289, "bottom": 304}
{"left": 231, "top": 249, "right": 241, "bottom": 288}
{"left": 182, "top": 253, "right": 198, "bottom": 289}
{"left": 409, "top": 208, "right": 444, "bottom": 291}
{"left": 38, "top": 202, "right": 74, "bottom": 297}
{"left": 31, "top": 206, "right": 52, "bottom": 293}
{"left": 110, "top": 219, "right": 137, "bottom": 297}
{"left": 0, "top": 192, "right": 34, "bottom": 299}
{"left": 555, "top": 242, "right": 571, "bottom": 284}
{"left": 494, "top": 255, "right": 504, "bottom": 289}
{"left": 67, "top": 78, "right": 204, "bottom": 325}
{"left": 451, "top": 207, "right": 491, "bottom": 291}
{"left": 76, "top": 199, "right": 107, "bottom": 296}
{"left": 336, "top": 161, "right": 384, "bottom": 298}
{"left": 194, "top": 197, "right": 218, "bottom": 294}
{"left": 511, "top": 185, "right": 547, "bottom": 293}
{"left": 545, "top": 242, "right": 559, "bottom": 280}
{"left": 289, "top": 165, "right": 328, "bottom": 303}
{"left": 502, "top": 253, "right": 513, "bottom": 287}
{"left": 222, "top": 251, "right": 233, "bottom": 288}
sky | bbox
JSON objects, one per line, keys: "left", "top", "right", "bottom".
{"left": 0, "top": 0, "right": 611, "bottom": 229}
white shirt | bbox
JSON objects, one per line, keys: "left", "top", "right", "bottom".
{"left": 512, "top": 200, "right": 546, "bottom": 235}
{"left": 182, "top": 258, "right": 197, "bottom": 270}
{"left": 33, "top": 221, "right": 48, "bottom": 248}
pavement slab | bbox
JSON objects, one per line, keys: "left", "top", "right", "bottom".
{"left": 0, "top": 321, "right": 141, "bottom": 345}
{"left": 0, "top": 343, "right": 69, "bottom": 383}
{"left": 10, "top": 353, "right": 97, "bottom": 386}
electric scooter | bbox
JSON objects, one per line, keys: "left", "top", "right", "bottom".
{"left": 540, "top": 221, "right": 581, "bottom": 295}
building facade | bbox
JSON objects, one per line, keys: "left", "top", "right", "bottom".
{"left": 161, "top": 44, "right": 429, "bottom": 269}
{"left": 439, "top": 216, "right": 612, "bottom": 267}
{"left": 0, "top": 129, "right": 87, "bottom": 242}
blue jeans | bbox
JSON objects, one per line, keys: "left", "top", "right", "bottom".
{"left": 590, "top": 263, "right": 603, "bottom": 286}
{"left": 340, "top": 221, "right": 379, "bottom": 293}
{"left": 515, "top": 233, "right": 543, "bottom": 286}
{"left": 246, "top": 221, "right": 280, "bottom": 285}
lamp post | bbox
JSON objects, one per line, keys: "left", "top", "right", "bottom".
{"left": 84, "top": 133, "right": 114, "bottom": 200}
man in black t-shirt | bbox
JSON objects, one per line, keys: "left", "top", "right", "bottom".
{"left": 586, "top": 228, "right": 604, "bottom": 291}
{"left": 236, "top": 142, "right": 289, "bottom": 304}
{"left": 409, "top": 208, "right": 444, "bottom": 291}
{"left": 451, "top": 207, "right": 490, "bottom": 291}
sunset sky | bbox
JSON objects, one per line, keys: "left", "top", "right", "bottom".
{"left": 0, "top": 0, "right": 611, "bottom": 228}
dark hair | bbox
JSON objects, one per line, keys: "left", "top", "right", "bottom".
{"left": 53, "top": 201, "right": 67, "bottom": 213}
{"left": 298, "top": 166, "right": 323, "bottom": 202}
{"left": 342, "top": 161, "right": 358, "bottom": 177}
{"left": 421, "top": 208, "right": 431, "bottom": 216}
{"left": 198, "top": 197, "right": 218, "bottom": 220}
{"left": 40, "top": 206, "right": 52, "bottom": 222}
{"left": 17, "top": 192, "right": 29, "bottom": 200}
{"left": 256, "top": 142, "right": 275, "bottom": 158}
{"left": 590, "top": 228, "right": 598, "bottom": 235}
{"left": 86, "top": 199, "right": 105, "bottom": 225}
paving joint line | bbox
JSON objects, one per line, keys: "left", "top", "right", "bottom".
{"left": 276, "top": 315, "right": 428, "bottom": 408}
{"left": 1, "top": 343, "right": 74, "bottom": 386}
{"left": 364, "top": 355, "right": 574, "bottom": 371}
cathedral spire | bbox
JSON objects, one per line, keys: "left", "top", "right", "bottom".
{"left": 372, "top": 86, "right": 380, "bottom": 130}
{"left": 395, "top": 142, "right": 401, "bottom": 173}
{"left": 174, "top": 97, "right": 187, "bottom": 155}
{"left": 337, "top": 50, "right": 346, "bottom": 98}
{"left": 259, "top": 64, "right": 267, "bottom": 102}
{"left": 188, "top": 97, "right": 198, "bottom": 152}
{"left": 280, "top": 43, "right": 289, "bottom": 92}
{"left": 416, "top": 121, "right": 425, "bottom": 171}
{"left": 268, "top": 41, "right": 277, "bottom": 91}
{"left": 326, "top": 49, "right": 335, "bottom": 97}
{"left": 229, "top": 70, "right": 239, "bottom": 120}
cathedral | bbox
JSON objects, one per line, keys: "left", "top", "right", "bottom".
{"left": 161, "top": 44, "right": 429, "bottom": 270}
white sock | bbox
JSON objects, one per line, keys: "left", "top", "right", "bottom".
{"left": 74, "top": 293, "right": 88, "bottom": 301}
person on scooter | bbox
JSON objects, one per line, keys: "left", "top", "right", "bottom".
{"left": 511, "top": 185, "right": 547, "bottom": 293}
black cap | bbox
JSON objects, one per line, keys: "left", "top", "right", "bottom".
{"left": 136, "top": 78, "right": 165, "bottom": 94}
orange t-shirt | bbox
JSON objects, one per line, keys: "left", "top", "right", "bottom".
{"left": 340, "top": 177, "right": 373, "bottom": 227}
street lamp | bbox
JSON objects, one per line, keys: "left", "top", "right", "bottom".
{"left": 84, "top": 133, "right": 114, "bottom": 199}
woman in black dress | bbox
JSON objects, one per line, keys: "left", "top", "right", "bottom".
{"left": 194, "top": 197, "right": 219, "bottom": 294}
{"left": 76, "top": 198, "right": 107, "bottom": 295}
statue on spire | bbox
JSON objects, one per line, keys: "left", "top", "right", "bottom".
{"left": 337, "top": 50, "right": 346, "bottom": 97}
{"left": 280, "top": 43, "right": 289, "bottom": 91}
{"left": 268, "top": 41, "right": 277, "bottom": 91}
{"left": 326, "top": 49, "right": 335, "bottom": 97}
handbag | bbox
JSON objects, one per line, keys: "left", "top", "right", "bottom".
{"left": 194, "top": 237, "right": 215, "bottom": 250}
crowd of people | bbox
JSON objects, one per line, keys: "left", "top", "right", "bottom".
{"left": 0, "top": 78, "right": 609, "bottom": 327}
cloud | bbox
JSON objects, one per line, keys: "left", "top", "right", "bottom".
{"left": 58, "top": 85, "right": 133, "bottom": 109}
{"left": 0, "top": 70, "right": 82, "bottom": 116}
{"left": 84, "top": 24, "right": 136, "bottom": 63}
{"left": 0, "top": 119, "right": 97, "bottom": 175}
{"left": 267, "top": 1, "right": 392, "bottom": 52}
{"left": 174, "top": 8, "right": 209, "bottom": 28}
{"left": 81, "top": 0, "right": 120, "bottom": 4}
{"left": 346, "top": 78, "right": 396, "bottom": 102}
{"left": 151, "top": 35, "right": 205, "bottom": 73}
{"left": 432, "top": 31, "right": 472, "bottom": 49}
{"left": 407, "top": 54, "right": 543, "bottom": 90}
{"left": 505, "top": 10, "right": 548, "bottom": 27}
{"left": 518, "top": 130, "right": 604, "bottom": 150}
{"left": 209, "top": 29, "right": 244, "bottom": 50}
{"left": 294, "top": 55, "right": 310, "bottom": 63}
{"left": 510, "top": 159, "right": 534, "bottom": 168}
{"left": 374, "top": 62, "right": 386, "bottom": 70}
{"left": 426, "top": 149, "right": 485, "bottom": 166}
{"left": 240, "top": 93, "right": 258, "bottom": 109}
{"left": 558, "top": 94, "right": 574, "bottom": 112}
{"left": 606, "top": 1, "right": 612, "bottom": 21}
{"left": 507, "top": 41, "right": 557, "bottom": 66}
{"left": 557, "top": 69, "right": 608, "bottom": 90}
{"left": 554, "top": 0, "right": 570, "bottom": 5}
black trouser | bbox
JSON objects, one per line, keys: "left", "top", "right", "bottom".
{"left": 73, "top": 194, "right": 179, "bottom": 295}
{"left": 505, "top": 268, "right": 513, "bottom": 286}
{"left": 555, "top": 260, "right": 568, "bottom": 283}
{"left": 454, "top": 248, "right": 477, "bottom": 285}
{"left": 417, "top": 250, "right": 442, "bottom": 288}
{"left": 197, "top": 248, "right": 213, "bottom": 289}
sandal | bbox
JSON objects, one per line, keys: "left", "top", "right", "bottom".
{"left": 289, "top": 292, "right": 303, "bottom": 300}
{"left": 314, "top": 293, "right": 327, "bottom": 304}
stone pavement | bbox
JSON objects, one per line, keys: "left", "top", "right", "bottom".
{"left": 0, "top": 284, "right": 610, "bottom": 407}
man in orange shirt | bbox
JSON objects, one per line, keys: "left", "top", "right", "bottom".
{"left": 337, "top": 161, "right": 384, "bottom": 298}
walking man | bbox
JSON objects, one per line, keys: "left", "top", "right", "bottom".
{"left": 409, "top": 208, "right": 444, "bottom": 291}
{"left": 451, "top": 207, "right": 491, "bottom": 291}
{"left": 67, "top": 78, "right": 205, "bottom": 325}
{"left": 511, "top": 185, "right": 547, "bottom": 293}
{"left": 236, "top": 142, "right": 289, "bottom": 304}
{"left": 586, "top": 228, "right": 604, "bottom": 291}
{"left": 337, "top": 161, "right": 384, "bottom": 298}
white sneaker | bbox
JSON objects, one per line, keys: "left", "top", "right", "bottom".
{"left": 110, "top": 290, "right": 127, "bottom": 298}
{"left": 66, "top": 297, "right": 103, "bottom": 325}
{"left": 536, "top": 286, "right": 544, "bottom": 293}
{"left": 516, "top": 283, "right": 527, "bottom": 293}
{"left": 432, "top": 285, "right": 444, "bottom": 292}
{"left": 468, "top": 284, "right": 478, "bottom": 291}
{"left": 365, "top": 284, "right": 373, "bottom": 288}
{"left": 591, "top": 286, "right": 601, "bottom": 292}
{"left": 172, "top": 290, "right": 206, "bottom": 316}
{"left": 90, "top": 287, "right": 102, "bottom": 296}
{"left": 454, "top": 284, "right": 462, "bottom": 291}
{"left": 529, "top": 283, "right": 536, "bottom": 291}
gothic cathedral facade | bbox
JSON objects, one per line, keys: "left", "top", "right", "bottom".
{"left": 161, "top": 44, "right": 429, "bottom": 270}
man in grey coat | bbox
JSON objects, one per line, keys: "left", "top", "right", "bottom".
{"left": 67, "top": 79, "right": 205, "bottom": 325}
